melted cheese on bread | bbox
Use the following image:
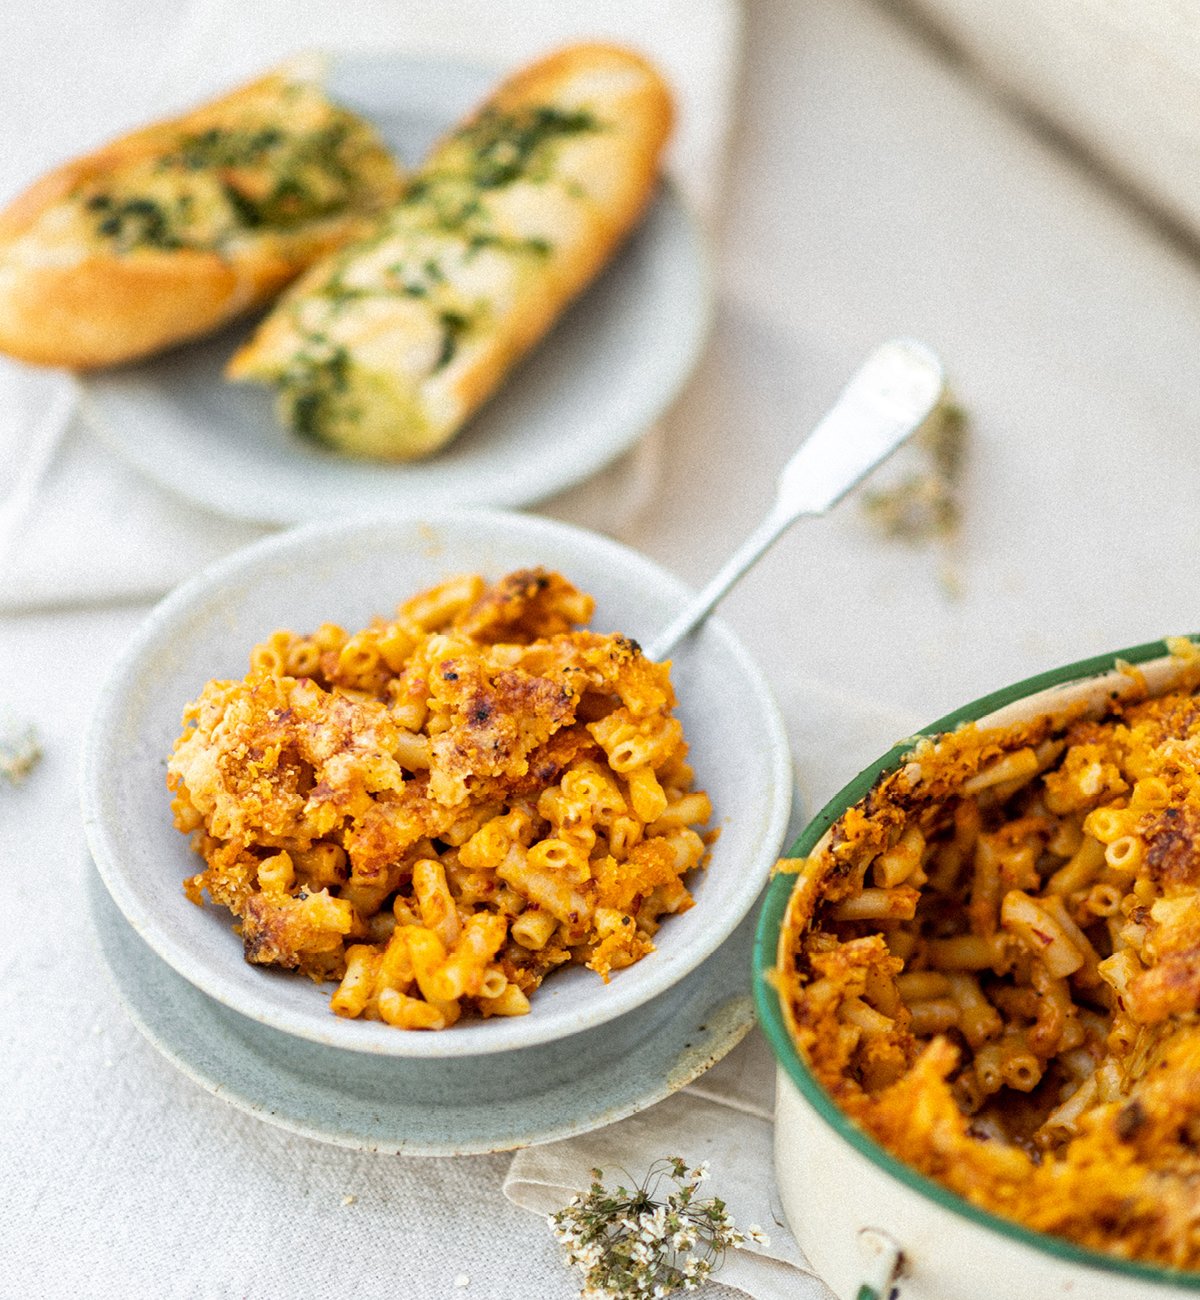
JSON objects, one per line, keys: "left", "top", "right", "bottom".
{"left": 227, "top": 44, "right": 673, "bottom": 460}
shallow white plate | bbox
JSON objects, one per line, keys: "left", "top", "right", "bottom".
{"left": 76, "top": 53, "right": 711, "bottom": 526}
{"left": 81, "top": 510, "right": 792, "bottom": 1058}
{"left": 87, "top": 858, "right": 756, "bottom": 1155}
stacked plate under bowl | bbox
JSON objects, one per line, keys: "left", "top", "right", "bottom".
{"left": 81, "top": 511, "right": 791, "bottom": 1154}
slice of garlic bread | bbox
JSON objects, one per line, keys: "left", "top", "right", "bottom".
{"left": 0, "top": 58, "right": 405, "bottom": 369}
{"left": 227, "top": 44, "right": 673, "bottom": 460}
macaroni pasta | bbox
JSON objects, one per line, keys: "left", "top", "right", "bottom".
{"left": 778, "top": 647, "right": 1200, "bottom": 1268}
{"left": 168, "top": 570, "right": 711, "bottom": 1030}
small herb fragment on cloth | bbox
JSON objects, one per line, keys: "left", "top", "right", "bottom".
{"left": 549, "top": 1157, "right": 768, "bottom": 1299}
{"left": 0, "top": 721, "right": 41, "bottom": 785}
{"left": 860, "top": 398, "right": 967, "bottom": 543}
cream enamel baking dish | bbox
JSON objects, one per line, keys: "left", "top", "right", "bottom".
{"left": 755, "top": 637, "right": 1200, "bottom": 1300}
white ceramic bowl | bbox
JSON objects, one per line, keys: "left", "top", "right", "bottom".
{"left": 755, "top": 640, "right": 1200, "bottom": 1299}
{"left": 83, "top": 510, "right": 791, "bottom": 1058}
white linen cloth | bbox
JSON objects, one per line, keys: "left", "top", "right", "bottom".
{"left": 0, "top": 0, "right": 740, "bottom": 611}
{"left": 505, "top": 1033, "right": 829, "bottom": 1300}
{"left": 897, "top": 0, "right": 1200, "bottom": 244}
{"left": 10, "top": 0, "right": 1200, "bottom": 1297}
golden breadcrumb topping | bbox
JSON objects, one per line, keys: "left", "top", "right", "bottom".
{"left": 778, "top": 647, "right": 1200, "bottom": 1268}
{"left": 168, "top": 569, "right": 711, "bottom": 1030}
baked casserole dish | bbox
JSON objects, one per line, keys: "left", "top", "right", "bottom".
{"left": 756, "top": 637, "right": 1200, "bottom": 1300}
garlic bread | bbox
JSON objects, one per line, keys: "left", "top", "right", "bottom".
{"left": 0, "top": 58, "right": 405, "bottom": 369}
{"left": 227, "top": 44, "right": 673, "bottom": 460}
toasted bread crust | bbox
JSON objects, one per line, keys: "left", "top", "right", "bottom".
{"left": 229, "top": 43, "right": 674, "bottom": 460}
{"left": 0, "top": 254, "right": 240, "bottom": 368}
{"left": 448, "top": 45, "right": 673, "bottom": 423}
{"left": 0, "top": 63, "right": 404, "bottom": 369}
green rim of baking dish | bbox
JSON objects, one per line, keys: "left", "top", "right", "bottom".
{"left": 754, "top": 634, "right": 1200, "bottom": 1290}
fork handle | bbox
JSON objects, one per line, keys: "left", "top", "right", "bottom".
{"left": 643, "top": 501, "right": 795, "bottom": 662}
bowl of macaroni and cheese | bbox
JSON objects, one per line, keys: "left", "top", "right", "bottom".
{"left": 83, "top": 509, "right": 791, "bottom": 1058}
{"left": 755, "top": 638, "right": 1200, "bottom": 1299}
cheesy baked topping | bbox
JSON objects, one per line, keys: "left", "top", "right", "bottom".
{"left": 167, "top": 570, "right": 712, "bottom": 1031}
{"left": 778, "top": 646, "right": 1200, "bottom": 1269}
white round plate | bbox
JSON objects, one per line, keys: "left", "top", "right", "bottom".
{"left": 75, "top": 53, "right": 711, "bottom": 526}
{"left": 87, "top": 858, "right": 756, "bottom": 1155}
{"left": 81, "top": 510, "right": 792, "bottom": 1058}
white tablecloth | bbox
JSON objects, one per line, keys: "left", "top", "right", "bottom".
{"left": 7, "top": 0, "right": 1200, "bottom": 1296}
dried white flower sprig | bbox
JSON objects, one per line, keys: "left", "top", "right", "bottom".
{"left": 549, "top": 1157, "right": 768, "bottom": 1299}
{"left": 0, "top": 721, "right": 42, "bottom": 785}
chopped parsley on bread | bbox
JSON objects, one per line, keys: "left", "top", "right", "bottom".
{"left": 227, "top": 44, "right": 673, "bottom": 460}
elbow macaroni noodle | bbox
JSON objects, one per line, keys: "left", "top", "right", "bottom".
{"left": 778, "top": 648, "right": 1200, "bottom": 1269}
{"left": 168, "top": 570, "right": 712, "bottom": 1031}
